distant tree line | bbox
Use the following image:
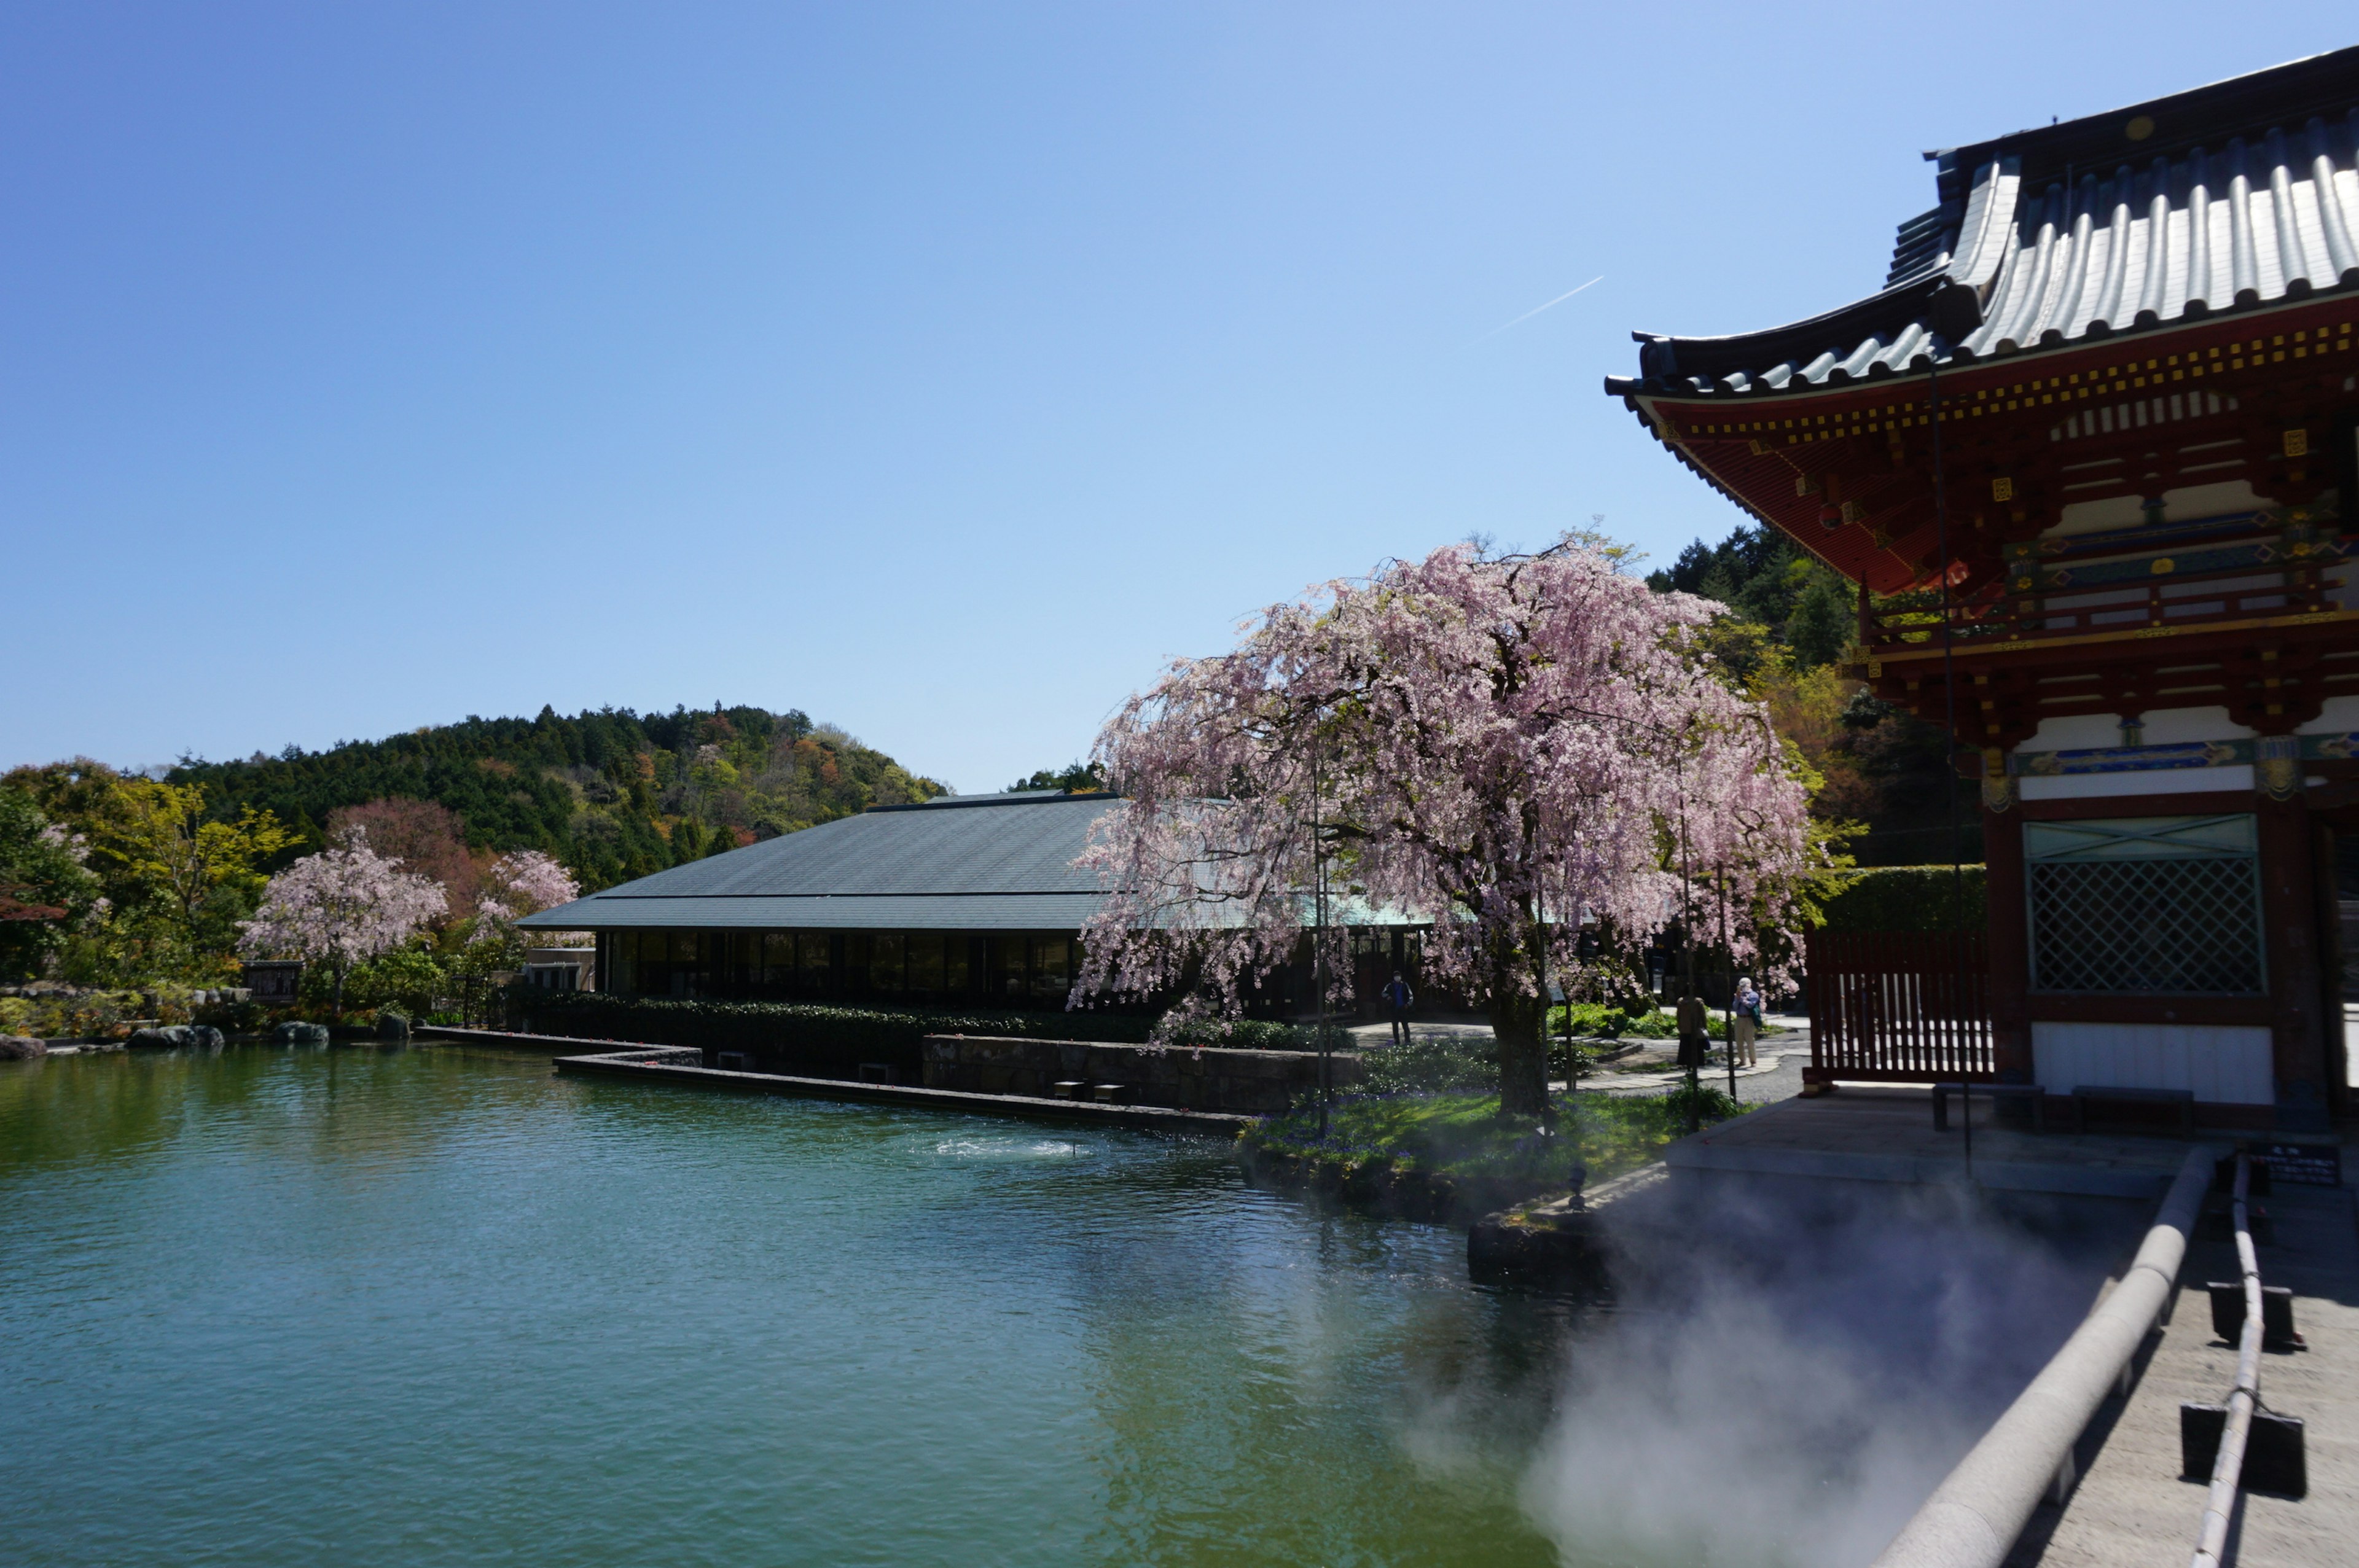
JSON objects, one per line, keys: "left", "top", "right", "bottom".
{"left": 1, "top": 703, "right": 949, "bottom": 987}
{"left": 164, "top": 703, "right": 949, "bottom": 890}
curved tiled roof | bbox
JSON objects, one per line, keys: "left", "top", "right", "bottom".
{"left": 1610, "top": 47, "right": 2359, "bottom": 400}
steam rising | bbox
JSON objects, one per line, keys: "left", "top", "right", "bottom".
{"left": 1519, "top": 1177, "right": 2138, "bottom": 1567}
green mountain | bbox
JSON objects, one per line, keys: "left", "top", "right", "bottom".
{"left": 167, "top": 704, "right": 948, "bottom": 892}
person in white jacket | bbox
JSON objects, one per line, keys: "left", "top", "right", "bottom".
{"left": 1732, "top": 976, "right": 1762, "bottom": 1068}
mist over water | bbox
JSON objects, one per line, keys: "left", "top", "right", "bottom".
{"left": 1520, "top": 1179, "right": 2142, "bottom": 1567}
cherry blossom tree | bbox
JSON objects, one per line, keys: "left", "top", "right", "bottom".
{"left": 237, "top": 827, "right": 447, "bottom": 1015}
{"left": 1074, "top": 540, "right": 1818, "bottom": 1119}
{"left": 472, "top": 849, "right": 584, "bottom": 949}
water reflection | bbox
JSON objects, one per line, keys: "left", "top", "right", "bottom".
{"left": 0, "top": 1047, "right": 1563, "bottom": 1567}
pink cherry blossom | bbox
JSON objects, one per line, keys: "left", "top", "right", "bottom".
{"left": 238, "top": 825, "right": 447, "bottom": 1012}
{"left": 1073, "top": 540, "right": 1818, "bottom": 1117}
{"left": 472, "top": 849, "right": 583, "bottom": 945}
{"left": 478, "top": 849, "right": 579, "bottom": 920}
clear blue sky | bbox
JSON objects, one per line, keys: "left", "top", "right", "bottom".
{"left": 6, "top": 4, "right": 2350, "bottom": 791}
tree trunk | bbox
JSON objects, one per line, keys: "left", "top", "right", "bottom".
{"left": 1490, "top": 986, "right": 1549, "bottom": 1120}
{"left": 332, "top": 964, "right": 346, "bottom": 1022}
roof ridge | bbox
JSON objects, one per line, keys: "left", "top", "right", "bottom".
{"left": 867, "top": 790, "right": 1121, "bottom": 813}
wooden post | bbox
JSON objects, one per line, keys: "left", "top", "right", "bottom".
{"left": 1983, "top": 803, "right": 2033, "bottom": 1087}
{"left": 2255, "top": 792, "right": 2330, "bottom": 1131}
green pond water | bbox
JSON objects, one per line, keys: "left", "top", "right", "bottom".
{"left": 0, "top": 1045, "right": 1579, "bottom": 1567}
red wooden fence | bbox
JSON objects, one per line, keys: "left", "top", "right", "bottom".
{"left": 1805, "top": 930, "right": 1993, "bottom": 1084}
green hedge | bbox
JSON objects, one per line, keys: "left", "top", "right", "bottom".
{"left": 515, "top": 993, "right": 1339, "bottom": 1075}
{"left": 1817, "top": 865, "right": 1987, "bottom": 934}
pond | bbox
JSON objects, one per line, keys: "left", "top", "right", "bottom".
{"left": 1, "top": 1045, "right": 1574, "bottom": 1567}
{"left": 0, "top": 1045, "right": 2129, "bottom": 1567}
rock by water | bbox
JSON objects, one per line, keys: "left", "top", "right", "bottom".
{"left": 273, "top": 1021, "right": 331, "bottom": 1046}
{"left": 0, "top": 1036, "right": 46, "bottom": 1061}
{"left": 127, "top": 1025, "right": 225, "bottom": 1050}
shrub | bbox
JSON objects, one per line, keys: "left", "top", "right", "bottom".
{"left": 1817, "top": 865, "right": 1986, "bottom": 933}
{"left": 1358, "top": 1035, "right": 1498, "bottom": 1094}
{"left": 342, "top": 946, "right": 448, "bottom": 1019}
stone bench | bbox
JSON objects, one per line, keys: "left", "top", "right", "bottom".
{"left": 2070, "top": 1083, "right": 2195, "bottom": 1135}
{"left": 1932, "top": 1082, "right": 2049, "bottom": 1133}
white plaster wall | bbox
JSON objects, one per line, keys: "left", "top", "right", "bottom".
{"left": 2135, "top": 706, "right": 2255, "bottom": 745}
{"left": 2021, "top": 766, "right": 2254, "bottom": 800}
{"left": 2014, "top": 706, "right": 2253, "bottom": 753}
{"left": 2031, "top": 1020, "right": 2274, "bottom": 1103}
{"left": 2018, "top": 713, "right": 2129, "bottom": 750}
{"left": 2048, "top": 479, "right": 2267, "bottom": 538}
{"left": 2296, "top": 695, "right": 2359, "bottom": 735}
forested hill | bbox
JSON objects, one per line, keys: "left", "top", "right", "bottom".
{"left": 166, "top": 704, "right": 949, "bottom": 891}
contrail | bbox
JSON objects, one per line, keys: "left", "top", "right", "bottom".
{"left": 1473, "top": 275, "right": 1604, "bottom": 343}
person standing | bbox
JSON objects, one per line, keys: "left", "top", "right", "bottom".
{"left": 1382, "top": 972, "right": 1414, "bottom": 1046}
{"left": 1732, "top": 976, "right": 1761, "bottom": 1068}
{"left": 1675, "top": 991, "right": 1710, "bottom": 1072}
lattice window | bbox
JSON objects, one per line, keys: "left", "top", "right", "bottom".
{"left": 2025, "top": 814, "right": 2263, "bottom": 994}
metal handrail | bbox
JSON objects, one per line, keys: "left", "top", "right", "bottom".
{"left": 2189, "top": 1152, "right": 2264, "bottom": 1568}
{"left": 1871, "top": 1145, "right": 2213, "bottom": 1568}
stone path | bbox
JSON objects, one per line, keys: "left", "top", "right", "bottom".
{"left": 1347, "top": 1012, "right": 1818, "bottom": 1106}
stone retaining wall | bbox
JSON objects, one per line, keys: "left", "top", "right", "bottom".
{"left": 920, "top": 1034, "right": 1360, "bottom": 1114}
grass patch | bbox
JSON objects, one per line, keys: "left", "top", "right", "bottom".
{"left": 1242, "top": 1085, "right": 1747, "bottom": 1188}
{"left": 1546, "top": 1001, "right": 1786, "bottom": 1039}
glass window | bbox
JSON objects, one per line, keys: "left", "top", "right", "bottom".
{"left": 1031, "top": 938, "right": 1071, "bottom": 1002}
{"left": 990, "top": 937, "right": 1028, "bottom": 1003}
{"left": 762, "top": 932, "right": 794, "bottom": 987}
{"left": 796, "top": 932, "right": 831, "bottom": 996}
{"left": 2026, "top": 814, "right": 2264, "bottom": 994}
{"left": 870, "top": 934, "right": 905, "bottom": 996}
{"left": 907, "top": 933, "right": 944, "bottom": 997}
{"left": 944, "top": 935, "right": 970, "bottom": 998}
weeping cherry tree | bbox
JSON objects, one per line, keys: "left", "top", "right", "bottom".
{"left": 1073, "top": 540, "right": 1818, "bottom": 1120}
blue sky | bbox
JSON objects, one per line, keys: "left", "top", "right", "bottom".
{"left": 6, "top": 4, "right": 2352, "bottom": 791}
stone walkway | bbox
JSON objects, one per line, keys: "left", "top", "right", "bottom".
{"left": 2005, "top": 1161, "right": 2359, "bottom": 1566}
{"left": 1347, "top": 1013, "right": 1818, "bottom": 1106}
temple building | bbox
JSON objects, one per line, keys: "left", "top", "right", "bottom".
{"left": 518, "top": 789, "right": 1423, "bottom": 1017}
{"left": 1609, "top": 47, "right": 2359, "bottom": 1129}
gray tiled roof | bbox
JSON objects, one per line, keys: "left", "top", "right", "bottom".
{"left": 520, "top": 792, "right": 1118, "bottom": 932}
{"left": 1608, "top": 47, "right": 2359, "bottom": 400}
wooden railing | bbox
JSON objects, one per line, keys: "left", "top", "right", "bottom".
{"left": 1805, "top": 930, "right": 1992, "bottom": 1084}
{"left": 1860, "top": 516, "right": 2349, "bottom": 653}
{"left": 1866, "top": 567, "right": 2331, "bottom": 650}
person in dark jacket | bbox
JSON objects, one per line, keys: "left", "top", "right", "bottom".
{"left": 1382, "top": 973, "right": 1414, "bottom": 1046}
{"left": 1675, "top": 992, "right": 1710, "bottom": 1071}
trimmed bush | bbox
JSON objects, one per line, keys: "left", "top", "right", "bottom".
{"left": 517, "top": 994, "right": 1345, "bottom": 1078}
{"left": 1817, "top": 864, "right": 1986, "bottom": 934}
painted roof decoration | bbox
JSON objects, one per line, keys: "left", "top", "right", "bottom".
{"left": 520, "top": 790, "right": 1119, "bottom": 931}
{"left": 1608, "top": 46, "right": 2359, "bottom": 400}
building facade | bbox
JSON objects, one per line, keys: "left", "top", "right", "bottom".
{"left": 1610, "top": 48, "right": 2359, "bottom": 1129}
{"left": 521, "top": 789, "right": 1425, "bottom": 1018}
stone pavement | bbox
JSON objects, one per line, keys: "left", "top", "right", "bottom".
{"left": 1667, "top": 1085, "right": 2220, "bottom": 1198}
{"left": 2005, "top": 1161, "right": 2359, "bottom": 1567}
{"left": 1348, "top": 1012, "right": 1818, "bottom": 1107}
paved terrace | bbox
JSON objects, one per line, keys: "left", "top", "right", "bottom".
{"left": 1653, "top": 1085, "right": 2357, "bottom": 1564}
{"left": 1668, "top": 1085, "right": 2213, "bottom": 1199}
{"left": 2003, "top": 1168, "right": 2359, "bottom": 1567}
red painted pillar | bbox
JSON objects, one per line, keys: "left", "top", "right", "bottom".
{"left": 2257, "top": 794, "right": 2330, "bottom": 1131}
{"left": 1982, "top": 798, "right": 2033, "bottom": 1086}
